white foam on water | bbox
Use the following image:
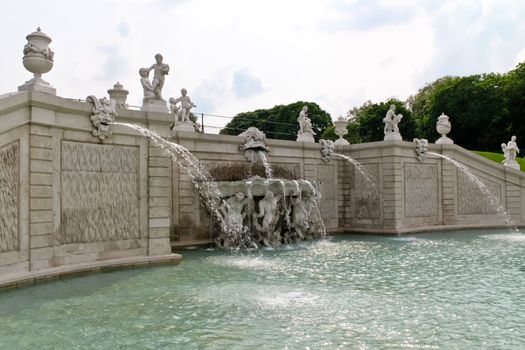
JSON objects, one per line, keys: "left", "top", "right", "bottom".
{"left": 256, "top": 291, "right": 319, "bottom": 307}
{"left": 214, "top": 256, "right": 277, "bottom": 270}
{"left": 481, "top": 233, "right": 525, "bottom": 242}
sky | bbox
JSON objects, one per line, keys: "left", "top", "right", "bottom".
{"left": 2, "top": 0, "right": 525, "bottom": 133}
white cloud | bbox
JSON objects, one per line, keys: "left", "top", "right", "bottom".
{"left": 2, "top": 0, "right": 525, "bottom": 134}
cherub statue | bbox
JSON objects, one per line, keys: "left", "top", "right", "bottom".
{"left": 169, "top": 88, "right": 196, "bottom": 123}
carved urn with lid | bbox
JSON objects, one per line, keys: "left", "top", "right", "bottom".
{"left": 22, "top": 27, "right": 54, "bottom": 76}
{"left": 435, "top": 113, "right": 454, "bottom": 144}
{"left": 334, "top": 115, "right": 350, "bottom": 145}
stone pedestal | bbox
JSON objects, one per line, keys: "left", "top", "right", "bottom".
{"left": 170, "top": 121, "right": 197, "bottom": 134}
{"left": 503, "top": 161, "right": 520, "bottom": 171}
{"left": 334, "top": 138, "right": 350, "bottom": 146}
{"left": 297, "top": 133, "right": 315, "bottom": 143}
{"left": 436, "top": 136, "right": 454, "bottom": 145}
{"left": 142, "top": 99, "right": 169, "bottom": 113}
{"left": 384, "top": 132, "right": 402, "bottom": 141}
{"left": 18, "top": 75, "right": 56, "bottom": 95}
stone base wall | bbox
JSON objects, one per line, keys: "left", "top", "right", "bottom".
{"left": 338, "top": 141, "right": 525, "bottom": 234}
{"left": 2, "top": 91, "right": 525, "bottom": 277}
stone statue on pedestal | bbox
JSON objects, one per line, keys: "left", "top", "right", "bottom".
{"left": 502, "top": 136, "right": 520, "bottom": 170}
{"left": 383, "top": 105, "right": 403, "bottom": 141}
{"left": 169, "top": 88, "right": 197, "bottom": 133}
{"left": 296, "top": 106, "right": 316, "bottom": 143}
{"left": 140, "top": 54, "right": 170, "bottom": 113}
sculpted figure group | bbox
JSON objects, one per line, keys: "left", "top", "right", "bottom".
{"left": 215, "top": 183, "right": 320, "bottom": 248}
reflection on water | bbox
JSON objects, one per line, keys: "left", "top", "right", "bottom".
{"left": 0, "top": 230, "right": 524, "bottom": 349}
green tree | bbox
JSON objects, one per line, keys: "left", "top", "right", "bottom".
{"left": 412, "top": 74, "right": 508, "bottom": 150}
{"left": 351, "top": 98, "right": 415, "bottom": 143}
{"left": 220, "top": 101, "right": 332, "bottom": 141}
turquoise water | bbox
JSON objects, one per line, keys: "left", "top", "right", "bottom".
{"left": 0, "top": 230, "right": 524, "bottom": 349}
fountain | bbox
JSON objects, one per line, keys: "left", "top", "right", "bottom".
{"left": 212, "top": 127, "right": 324, "bottom": 247}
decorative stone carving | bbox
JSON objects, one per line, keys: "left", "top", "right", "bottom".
{"left": 334, "top": 115, "right": 350, "bottom": 145}
{"left": 86, "top": 95, "right": 118, "bottom": 140}
{"left": 239, "top": 127, "right": 269, "bottom": 167}
{"left": 383, "top": 104, "right": 403, "bottom": 141}
{"left": 0, "top": 142, "right": 19, "bottom": 252}
{"left": 18, "top": 27, "right": 56, "bottom": 95}
{"left": 140, "top": 53, "right": 170, "bottom": 113}
{"left": 404, "top": 164, "right": 439, "bottom": 218}
{"left": 213, "top": 179, "right": 322, "bottom": 248}
{"left": 296, "top": 106, "right": 316, "bottom": 143}
{"left": 169, "top": 88, "right": 198, "bottom": 133}
{"left": 253, "top": 190, "right": 283, "bottom": 246}
{"left": 502, "top": 136, "right": 520, "bottom": 170}
{"left": 435, "top": 113, "right": 453, "bottom": 144}
{"left": 220, "top": 191, "right": 251, "bottom": 232}
{"left": 413, "top": 138, "right": 429, "bottom": 162}
{"left": 61, "top": 142, "right": 140, "bottom": 243}
{"left": 107, "top": 82, "right": 129, "bottom": 108}
{"left": 320, "top": 139, "right": 335, "bottom": 163}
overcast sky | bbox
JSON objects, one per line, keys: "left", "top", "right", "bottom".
{"left": 3, "top": 0, "right": 525, "bottom": 132}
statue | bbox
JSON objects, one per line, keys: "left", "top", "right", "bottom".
{"left": 220, "top": 192, "right": 250, "bottom": 231}
{"left": 140, "top": 54, "right": 170, "bottom": 113}
{"left": 296, "top": 106, "right": 316, "bottom": 143}
{"left": 287, "top": 192, "right": 310, "bottom": 240}
{"left": 170, "top": 89, "right": 197, "bottom": 123}
{"left": 383, "top": 105, "right": 403, "bottom": 141}
{"left": 253, "top": 190, "right": 282, "bottom": 246}
{"left": 86, "top": 96, "right": 118, "bottom": 140}
{"left": 502, "top": 136, "right": 520, "bottom": 170}
{"left": 148, "top": 53, "right": 170, "bottom": 101}
{"left": 139, "top": 68, "right": 156, "bottom": 102}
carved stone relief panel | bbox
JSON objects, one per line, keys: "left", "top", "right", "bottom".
{"left": 404, "top": 163, "right": 439, "bottom": 217}
{"left": 317, "top": 164, "right": 337, "bottom": 226}
{"left": 0, "top": 142, "right": 19, "bottom": 252}
{"left": 457, "top": 171, "right": 501, "bottom": 215}
{"left": 61, "top": 142, "right": 140, "bottom": 243}
{"left": 353, "top": 164, "right": 380, "bottom": 219}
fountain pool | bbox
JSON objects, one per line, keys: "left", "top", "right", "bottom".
{"left": 1, "top": 229, "right": 524, "bottom": 349}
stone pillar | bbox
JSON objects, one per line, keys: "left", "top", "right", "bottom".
{"left": 28, "top": 125, "right": 55, "bottom": 270}
{"left": 147, "top": 146, "right": 172, "bottom": 255}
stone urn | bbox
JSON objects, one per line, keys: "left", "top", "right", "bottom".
{"left": 18, "top": 27, "right": 56, "bottom": 94}
{"left": 107, "top": 82, "right": 129, "bottom": 108}
{"left": 334, "top": 115, "right": 350, "bottom": 145}
{"left": 435, "top": 113, "right": 453, "bottom": 144}
{"left": 23, "top": 27, "right": 53, "bottom": 75}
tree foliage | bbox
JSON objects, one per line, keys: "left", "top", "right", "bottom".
{"left": 322, "top": 98, "right": 415, "bottom": 143}
{"left": 220, "top": 101, "right": 332, "bottom": 141}
{"left": 407, "top": 62, "right": 525, "bottom": 151}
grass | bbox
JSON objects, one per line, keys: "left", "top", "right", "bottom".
{"left": 472, "top": 150, "right": 525, "bottom": 171}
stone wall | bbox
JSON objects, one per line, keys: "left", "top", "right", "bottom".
{"left": 337, "top": 141, "right": 525, "bottom": 233}
{"left": 2, "top": 90, "right": 525, "bottom": 277}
